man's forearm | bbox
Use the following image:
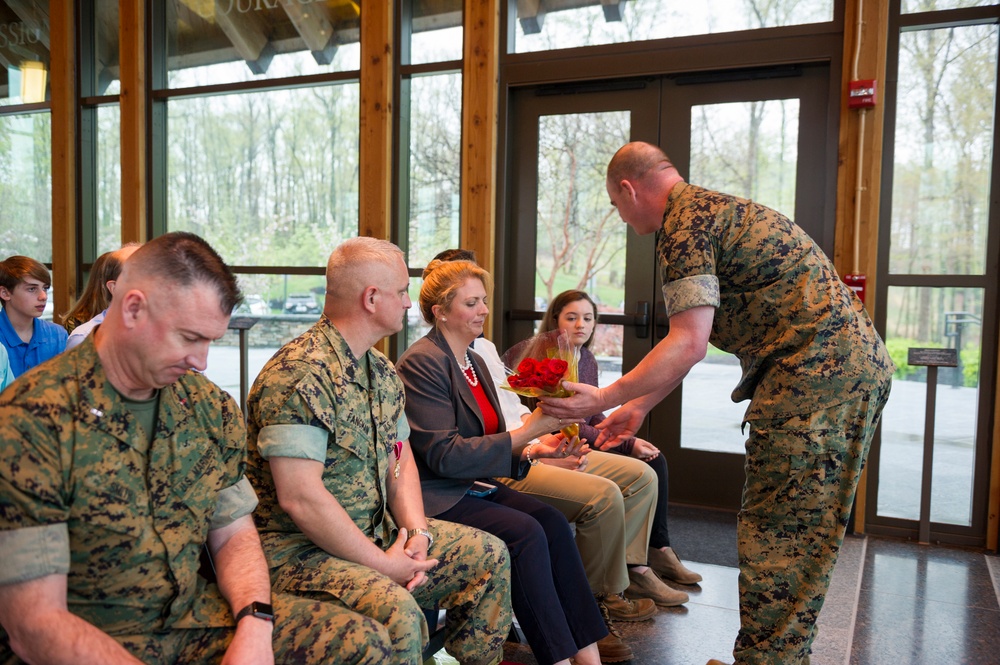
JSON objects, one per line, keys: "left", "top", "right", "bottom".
{"left": 0, "top": 576, "right": 143, "bottom": 665}
{"left": 386, "top": 440, "right": 429, "bottom": 534}
{"left": 207, "top": 516, "right": 273, "bottom": 614}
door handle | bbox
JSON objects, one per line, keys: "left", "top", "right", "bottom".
{"left": 630, "top": 301, "right": 651, "bottom": 339}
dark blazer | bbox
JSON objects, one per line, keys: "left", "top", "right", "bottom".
{"left": 396, "top": 327, "right": 531, "bottom": 516}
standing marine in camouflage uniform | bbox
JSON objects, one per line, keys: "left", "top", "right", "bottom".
{"left": 246, "top": 236, "right": 511, "bottom": 665}
{"left": 542, "top": 142, "right": 894, "bottom": 665}
{"left": 0, "top": 232, "right": 390, "bottom": 664}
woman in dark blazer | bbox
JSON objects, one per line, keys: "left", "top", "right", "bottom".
{"left": 396, "top": 259, "right": 608, "bottom": 665}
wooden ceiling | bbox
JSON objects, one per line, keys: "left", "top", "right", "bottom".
{"left": 0, "top": 0, "right": 629, "bottom": 97}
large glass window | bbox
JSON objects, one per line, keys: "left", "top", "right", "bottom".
{"left": 399, "top": 1, "right": 463, "bottom": 350}
{"left": 405, "top": 73, "right": 462, "bottom": 267}
{"left": 0, "top": 0, "right": 51, "bottom": 261}
{"left": 513, "top": 0, "right": 834, "bottom": 54}
{"left": 890, "top": 23, "right": 996, "bottom": 276}
{"left": 533, "top": 110, "right": 630, "bottom": 381}
{"left": 0, "top": 0, "right": 50, "bottom": 106}
{"left": 903, "top": 0, "right": 998, "bottom": 12}
{"left": 0, "top": 112, "right": 51, "bottom": 260}
{"left": 879, "top": 286, "right": 982, "bottom": 525}
{"left": 682, "top": 98, "right": 800, "bottom": 454}
{"left": 96, "top": 105, "right": 121, "bottom": 254}
{"left": 877, "top": 18, "right": 997, "bottom": 530}
{"left": 166, "top": 83, "right": 360, "bottom": 268}
{"left": 165, "top": 0, "right": 361, "bottom": 87}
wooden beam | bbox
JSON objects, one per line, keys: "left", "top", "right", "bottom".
{"left": 119, "top": 0, "right": 147, "bottom": 244}
{"left": 461, "top": 0, "right": 500, "bottom": 283}
{"left": 516, "top": 0, "right": 545, "bottom": 35}
{"left": 281, "top": 1, "right": 337, "bottom": 65}
{"left": 835, "top": 0, "right": 890, "bottom": 533}
{"left": 600, "top": 0, "right": 625, "bottom": 22}
{"left": 358, "top": 1, "right": 393, "bottom": 241}
{"left": 213, "top": 0, "right": 273, "bottom": 74}
{"left": 50, "top": 0, "right": 77, "bottom": 320}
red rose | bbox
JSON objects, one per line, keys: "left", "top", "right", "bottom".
{"left": 540, "top": 371, "right": 560, "bottom": 388}
{"left": 549, "top": 358, "right": 568, "bottom": 375}
{"left": 517, "top": 358, "right": 538, "bottom": 374}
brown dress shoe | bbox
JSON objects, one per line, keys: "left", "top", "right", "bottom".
{"left": 594, "top": 592, "right": 656, "bottom": 622}
{"left": 625, "top": 567, "right": 689, "bottom": 607}
{"left": 648, "top": 546, "right": 704, "bottom": 585}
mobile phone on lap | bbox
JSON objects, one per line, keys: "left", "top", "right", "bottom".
{"left": 466, "top": 480, "right": 497, "bottom": 498}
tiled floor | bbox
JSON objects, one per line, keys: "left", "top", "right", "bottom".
{"left": 487, "top": 535, "right": 1000, "bottom": 665}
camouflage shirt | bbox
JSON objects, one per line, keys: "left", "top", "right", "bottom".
{"left": 0, "top": 336, "right": 255, "bottom": 635}
{"left": 657, "top": 182, "right": 894, "bottom": 419}
{"left": 246, "top": 317, "right": 405, "bottom": 568}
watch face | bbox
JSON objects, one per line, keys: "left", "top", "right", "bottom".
{"left": 252, "top": 602, "right": 274, "bottom": 619}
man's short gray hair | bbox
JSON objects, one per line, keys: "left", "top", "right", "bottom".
{"left": 326, "top": 237, "right": 405, "bottom": 301}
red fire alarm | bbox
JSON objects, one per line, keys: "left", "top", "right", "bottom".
{"left": 848, "top": 80, "right": 877, "bottom": 109}
{"left": 844, "top": 273, "right": 867, "bottom": 304}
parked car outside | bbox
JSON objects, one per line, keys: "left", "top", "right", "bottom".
{"left": 283, "top": 293, "right": 320, "bottom": 315}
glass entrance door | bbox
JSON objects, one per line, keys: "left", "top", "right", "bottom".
{"left": 503, "top": 65, "right": 835, "bottom": 510}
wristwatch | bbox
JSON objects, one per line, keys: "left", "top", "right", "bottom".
{"left": 235, "top": 601, "right": 274, "bottom": 623}
{"left": 407, "top": 527, "right": 434, "bottom": 549}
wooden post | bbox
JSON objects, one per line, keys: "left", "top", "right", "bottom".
{"left": 119, "top": 0, "right": 148, "bottom": 244}
{"left": 50, "top": 0, "right": 78, "bottom": 320}
{"left": 461, "top": 0, "right": 500, "bottom": 280}
{"left": 359, "top": 2, "right": 393, "bottom": 242}
{"left": 836, "top": 0, "right": 890, "bottom": 532}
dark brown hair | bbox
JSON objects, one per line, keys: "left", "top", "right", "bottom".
{"left": 125, "top": 232, "right": 242, "bottom": 314}
{"left": 539, "top": 290, "right": 599, "bottom": 348}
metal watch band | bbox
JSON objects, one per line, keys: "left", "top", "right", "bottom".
{"left": 407, "top": 527, "right": 434, "bottom": 549}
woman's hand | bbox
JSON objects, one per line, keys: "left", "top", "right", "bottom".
{"left": 630, "top": 437, "right": 661, "bottom": 461}
{"left": 535, "top": 433, "right": 590, "bottom": 470}
{"left": 516, "top": 406, "right": 582, "bottom": 442}
{"left": 532, "top": 433, "right": 590, "bottom": 461}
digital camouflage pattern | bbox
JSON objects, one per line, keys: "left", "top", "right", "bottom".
{"left": 0, "top": 337, "right": 386, "bottom": 664}
{"left": 655, "top": 183, "right": 894, "bottom": 665}
{"left": 246, "top": 317, "right": 512, "bottom": 665}
{"left": 736, "top": 379, "right": 890, "bottom": 665}
{"left": 657, "top": 182, "right": 894, "bottom": 420}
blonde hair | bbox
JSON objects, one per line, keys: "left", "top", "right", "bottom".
{"left": 419, "top": 259, "right": 493, "bottom": 324}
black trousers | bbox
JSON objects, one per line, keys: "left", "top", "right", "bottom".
{"left": 436, "top": 483, "right": 608, "bottom": 665}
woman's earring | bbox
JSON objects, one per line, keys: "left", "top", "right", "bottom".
{"left": 440, "top": 317, "right": 447, "bottom": 322}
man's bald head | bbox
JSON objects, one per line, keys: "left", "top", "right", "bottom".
{"left": 606, "top": 141, "right": 674, "bottom": 187}
{"left": 325, "top": 237, "right": 406, "bottom": 307}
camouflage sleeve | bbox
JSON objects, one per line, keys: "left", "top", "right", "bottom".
{"left": 662, "top": 274, "right": 720, "bottom": 317}
{"left": 0, "top": 523, "right": 70, "bottom": 584}
{"left": 397, "top": 413, "right": 410, "bottom": 442}
{"left": 257, "top": 424, "right": 328, "bottom": 461}
{"left": 208, "top": 475, "right": 259, "bottom": 530}
{"left": 0, "top": 396, "right": 73, "bottom": 583}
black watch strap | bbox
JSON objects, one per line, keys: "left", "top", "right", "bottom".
{"left": 235, "top": 601, "right": 274, "bottom": 623}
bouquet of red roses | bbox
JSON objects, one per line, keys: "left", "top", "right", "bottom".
{"left": 502, "top": 329, "right": 580, "bottom": 439}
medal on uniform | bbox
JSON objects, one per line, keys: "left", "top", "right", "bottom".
{"left": 392, "top": 440, "right": 402, "bottom": 478}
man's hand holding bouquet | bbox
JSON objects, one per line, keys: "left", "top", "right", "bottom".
{"left": 502, "top": 330, "right": 591, "bottom": 467}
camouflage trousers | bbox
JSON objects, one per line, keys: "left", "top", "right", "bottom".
{"left": 734, "top": 378, "right": 891, "bottom": 665}
{"left": 86, "top": 592, "right": 390, "bottom": 664}
{"left": 269, "top": 517, "right": 511, "bottom": 665}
